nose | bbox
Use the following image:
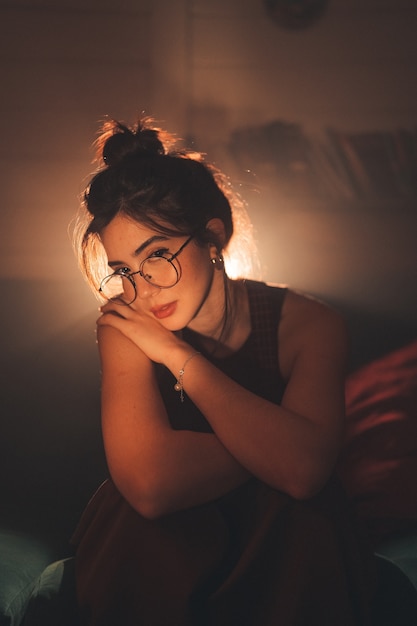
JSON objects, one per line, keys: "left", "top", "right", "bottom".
{"left": 134, "top": 273, "right": 161, "bottom": 300}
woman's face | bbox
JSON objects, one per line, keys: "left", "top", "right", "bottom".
{"left": 100, "top": 214, "right": 224, "bottom": 332}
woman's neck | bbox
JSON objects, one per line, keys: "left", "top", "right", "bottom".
{"left": 186, "top": 278, "right": 251, "bottom": 357}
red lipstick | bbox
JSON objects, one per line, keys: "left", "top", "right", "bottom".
{"left": 151, "top": 302, "right": 177, "bottom": 320}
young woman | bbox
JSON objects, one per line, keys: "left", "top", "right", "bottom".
{"left": 72, "top": 117, "right": 374, "bottom": 625}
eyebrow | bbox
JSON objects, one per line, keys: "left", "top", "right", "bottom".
{"left": 107, "top": 235, "right": 169, "bottom": 269}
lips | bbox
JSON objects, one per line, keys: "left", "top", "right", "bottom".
{"left": 151, "top": 301, "right": 177, "bottom": 320}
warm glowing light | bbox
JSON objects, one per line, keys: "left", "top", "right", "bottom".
{"left": 224, "top": 194, "right": 262, "bottom": 280}
{"left": 224, "top": 247, "right": 259, "bottom": 280}
{"left": 224, "top": 254, "right": 246, "bottom": 280}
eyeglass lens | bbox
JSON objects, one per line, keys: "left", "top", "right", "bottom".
{"left": 100, "top": 274, "right": 136, "bottom": 304}
{"left": 100, "top": 257, "right": 179, "bottom": 304}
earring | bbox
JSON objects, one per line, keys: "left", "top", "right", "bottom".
{"left": 211, "top": 254, "right": 224, "bottom": 270}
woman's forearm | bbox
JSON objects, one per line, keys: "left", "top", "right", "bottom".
{"left": 162, "top": 305, "right": 347, "bottom": 499}
{"left": 105, "top": 426, "right": 250, "bottom": 519}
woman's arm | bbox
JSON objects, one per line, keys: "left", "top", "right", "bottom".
{"left": 164, "top": 291, "right": 348, "bottom": 500}
{"left": 98, "top": 325, "right": 250, "bottom": 519}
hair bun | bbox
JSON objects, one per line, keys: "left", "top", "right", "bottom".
{"left": 100, "top": 119, "right": 165, "bottom": 166}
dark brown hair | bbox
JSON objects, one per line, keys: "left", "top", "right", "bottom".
{"left": 73, "top": 117, "right": 259, "bottom": 292}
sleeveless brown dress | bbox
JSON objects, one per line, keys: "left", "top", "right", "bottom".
{"left": 72, "top": 281, "right": 374, "bottom": 626}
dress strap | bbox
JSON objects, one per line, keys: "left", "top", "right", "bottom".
{"left": 245, "top": 280, "right": 287, "bottom": 373}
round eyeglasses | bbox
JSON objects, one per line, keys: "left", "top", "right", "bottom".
{"left": 99, "top": 235, "right": 194, "bottom": 305}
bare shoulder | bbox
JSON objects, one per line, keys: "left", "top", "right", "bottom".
{"left": 281, "top": 288, "right": 348, "bottom": 337}
{"left": 278, "top": 288, "right": 349, "bottom": 380}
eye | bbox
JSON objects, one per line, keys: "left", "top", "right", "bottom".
{"left": 149, "top": 248, "right": 169, "bottom": 259}
{"left": 114, "top": 267, "right": 131, "bottom": 276}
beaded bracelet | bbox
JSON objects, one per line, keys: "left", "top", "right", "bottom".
{"left": 174, "top": 352, "right": 201, "bottom": 402}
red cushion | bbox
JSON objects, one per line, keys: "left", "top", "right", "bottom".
{"left": 337, "top": 340, "right": 417, "bottom": 546}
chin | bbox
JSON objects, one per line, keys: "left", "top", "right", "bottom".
{"left": 157, "top": 316, "right": 187, "bottom": 332}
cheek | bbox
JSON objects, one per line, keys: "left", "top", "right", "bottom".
{"left": 186, "top": 254, "right": 214, "bottom": 291}
{"left": 177, "top": 256, "right": 213, "bottom": 303}
{"left": 187, "top": 245, "right": 212, "bottom": 276}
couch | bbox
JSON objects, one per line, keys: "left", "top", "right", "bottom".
{"left": 338, "top": 339, "right": 417, "bottom": 624}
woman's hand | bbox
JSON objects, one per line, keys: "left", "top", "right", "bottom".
{"left": 96, "top": 301, "right": 183, "bottom": 365}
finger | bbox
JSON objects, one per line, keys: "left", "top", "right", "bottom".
{"left": 97, "top": 311, "right": 126, "bottom": 327}
{"left": 100, "top": 302, "right": 125, "bottom": 314}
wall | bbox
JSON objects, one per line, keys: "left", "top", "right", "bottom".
{"left": 183, "top": 1, "right": 417, "bottom": 356}
{"left": 188, "top": 0, "right": 417, "bottom": 138}
{"left": 0, "top": 0, "right": 416, "bottom": 317}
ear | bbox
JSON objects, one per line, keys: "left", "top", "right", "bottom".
{"left": 205, "top": 218, "right": 227, "bottom": 251}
